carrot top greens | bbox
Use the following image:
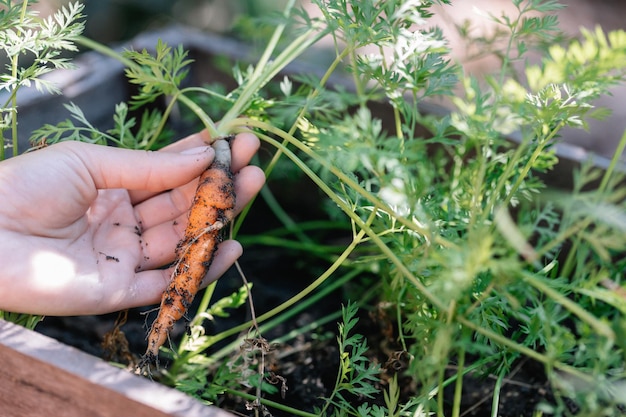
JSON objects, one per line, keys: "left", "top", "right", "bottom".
{"left": 4, "top": 0, "right": 626, "bottom": 415}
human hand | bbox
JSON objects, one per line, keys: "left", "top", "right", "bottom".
{"left": 0, "top": 131, "right": 265, "bottom": 316}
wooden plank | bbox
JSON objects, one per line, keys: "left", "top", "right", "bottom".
{"left": 0, "top": 343, "right": 172, "bottom": 417}
{"left": 0, "top": 319, "right": 234, "bottom": 417}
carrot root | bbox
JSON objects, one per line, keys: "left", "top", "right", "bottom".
{"left": 141, "top": 137, "right": 235, "bottom": 368}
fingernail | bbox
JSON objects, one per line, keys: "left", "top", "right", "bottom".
{"left": 181, "top": 146, "right": 212, "bottom": 155}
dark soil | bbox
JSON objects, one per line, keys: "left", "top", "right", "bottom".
{"left": 34, "top": 269, "right": 556, "bottom": 417}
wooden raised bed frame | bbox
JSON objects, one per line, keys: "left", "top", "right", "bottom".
{"left": 0, "top": 319, "right": 234, "bottom": 417}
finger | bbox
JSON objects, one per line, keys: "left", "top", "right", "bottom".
{"left": 129, "top": 131, "right": 260, "bottom": 204}
{"left": 233, "top": 165, "right": 266, "bottom": 213}
{"left": 159, "top": 130, "right": 259, "bottom": 172}
{"left": 159, "top": 130, "right": 209, "bottom": 152}
{"left": 125, "top": 240, "right": 243, "bottom": 309}
{"left": 134, "top": 163, "right": 265, "bottom": 230}
{"left": 69, "top": 141, "right": 215, "bottom": 192}
{"left": 229, "top": 132, "right": 261, "bottom": 173}
{"left": 133, "top": 178, "right": 197, "bottom": 231}
{"left": 135, "top": 165, "right": 265, "bottom": 270}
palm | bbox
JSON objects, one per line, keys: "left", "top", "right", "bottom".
{"left": 0, "top": 132, "right": 264, "bottom": 316}
{"left": 64, "top": 188, "right": 149, "bottom": 307}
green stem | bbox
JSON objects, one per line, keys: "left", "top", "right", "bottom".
{"left": 436, "top": 364, "right": 445, "bottom": 417}
{"left": 247, "top": 0, "right": 297, "bottom": 86}
{"left": 349, "top": 47, "right": 367, "bottom": 108}
{"left": 520, "top": 270, "right": 615, "bottom": 340}
{"left": 451, "top": 342, "right": 466, "bottom": 417}
{"left": 175, "top": 93, "right": 218, "bottom": 138}
{"left": 393, "top": 105, "right": 404, "bottom": 142}
{"left": 503, "top": 124, "right": 562, "bottom": 209}
{"left": 552, "top": 129, "right": 626, "bottom": 278}
{"left": 268, "top": 307, "right": 344, "bottom": 346}
{"left": 260, "top": 46, "right": 351, "bottom": 180}
{"left": 257, "top": 184, "right": 313, "bottom": 244}
{"left": 455, "top": 314, "right": 596, "bottom": 382}
{"left": 180, "top": 85, "right": 232, "bottom": 103}
{"left": 487, "top": 121, "right": 565, "bottom": 220}
{"left": 556, "top": 128, "right": 626, "bottom": 279}
{"left": 76, "top": 35, "right": 220, "bottom": 140}
{"left": 233, "top": 118, "right": 446, "bottom": 244}
{"left": 172, "top": 230, "right": 366, "bottom": 368}
{"left": 211, "top": 267, "right": 364, "bottom": 365}
{"left": 490, "top": 370, "right": 506, "bottom": 417}
{"left": 6, "top": 1, "right": 30, "bottom": 157}
{"left": 320, "top": 351, "right": 347, "bottom": 416}
{"left": 218, "top": 26, "right": 328, "bottom": 134}
{"left": 143, "top": 91, "right": 183, "bottom": 149}
{"left": 75, "top": 35, "right": 137, "bottom": 69}
{"left": 598, "top": 127, "right": 626, "bottom": 194}
{"left": 254, "top": 129, "right": 451, "bottom": 313}
{"left": 9, "top": 98, "right": 17, "bottom": 157}
{"left": 231, "top": 46, "right": 352, "bottom": 241}
{"left": 0, "top": 311, "right": 42, "bottom": 330}
{"left": 176, "top": 281, "right": 217, "bottom": 356}
{"left": 534, "top": 217, "right": 591, "bottom": 262}
{"left": 251, "top": 248, "right": 364, "bottom": 336}
{"left": 498, "top": 3, "right": 523, "bottom": 86}
{"left": 469, "top": 142, "right": 489, "bottom": 229}
{"left": 289, "top": 46, "right": 352, "bottom": 137}
{"left": 144, "top": 90, "right": 220, "bottom": 146}
{"left": 238, "top": 234, "right": 346, "bottom": 259}
{"left": 224, "top": 389, "right": 318, "bottom": 417}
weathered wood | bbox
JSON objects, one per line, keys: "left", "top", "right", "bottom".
{"left": 0, "top": 319, "right": 234, "bottom": 417}
{"left": 0, "top": 342, "right": 172, "bottom": 417}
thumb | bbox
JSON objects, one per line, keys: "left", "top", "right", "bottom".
{"left": 72, "top": 142, "right": 215, "bottom": 192}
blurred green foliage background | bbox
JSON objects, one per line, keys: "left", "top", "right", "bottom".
{"left": 43, "top": 0, "right": 287, "bottom": 43}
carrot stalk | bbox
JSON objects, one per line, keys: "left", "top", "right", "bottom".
{"left": 141, "top": 138, "right": 235, "bottom": 366}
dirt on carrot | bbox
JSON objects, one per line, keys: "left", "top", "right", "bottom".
{"left": 140, "top": 137, "right": 236, "bottom": 369}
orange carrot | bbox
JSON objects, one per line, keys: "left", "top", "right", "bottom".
{"left": 142, "top": 137, "right": 235, "bottom": 365}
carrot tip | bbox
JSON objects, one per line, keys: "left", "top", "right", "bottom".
{"left": 136, "top": 351, "right": 158, "bottom": 376}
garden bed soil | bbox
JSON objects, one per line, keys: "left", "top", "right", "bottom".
{"left": 34, "top": 281, "right": 557, "bottom": 416}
